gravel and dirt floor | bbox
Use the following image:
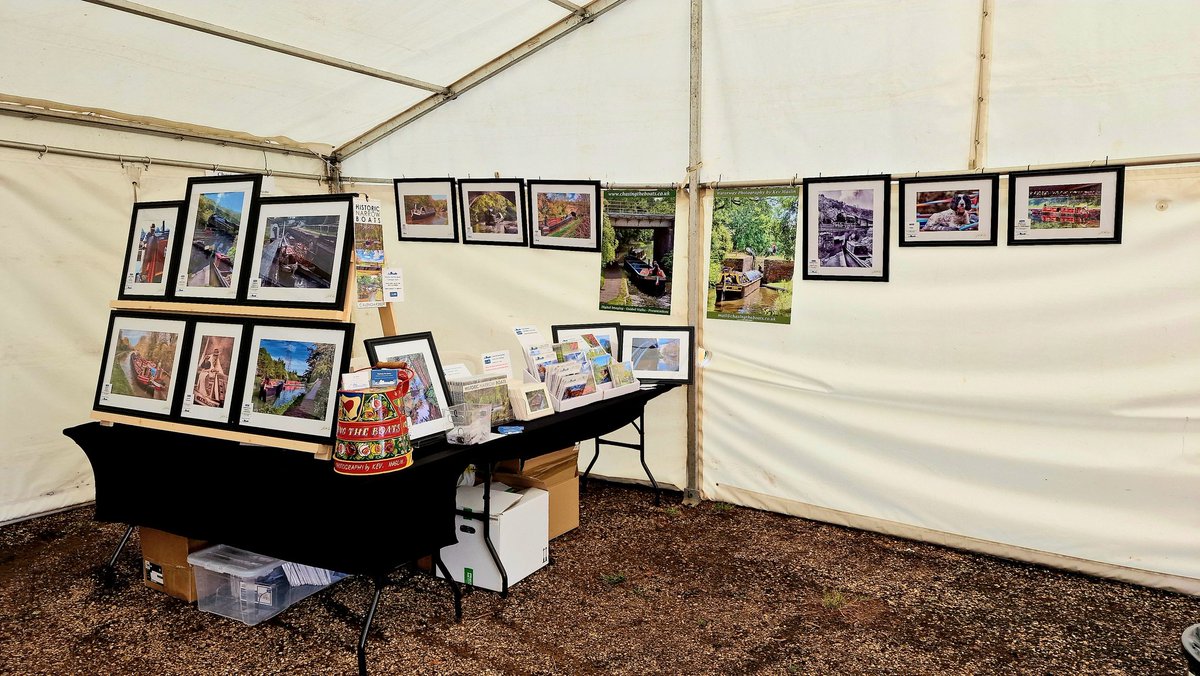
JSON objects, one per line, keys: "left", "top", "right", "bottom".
{"left": 1, "top": 481, "right": 1197, "bottom": 675}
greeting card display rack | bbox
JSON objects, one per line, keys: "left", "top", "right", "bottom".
{"left": 91, "top": 291, "right": 385, "bottom": 459}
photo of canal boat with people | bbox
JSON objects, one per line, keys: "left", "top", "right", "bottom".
{"left": 257, "top": 214, "right": 341, "bottom": 289}
{"left": 707, "top": 187, "right": 797, "bottom": 324}
{"left": 599, "top": 189, "right": 676, "bottom": 315}
{"left": 109, "top": 329, "right": 179, "bottom": 401}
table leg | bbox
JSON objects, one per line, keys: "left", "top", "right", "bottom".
{"left": 581, "top": 438, "right": 602, "bottom": 492}
{"left": 635, "top": 415, "right": 661, "bottom": 506}
{"left": 357, "top": 576, "right": 386, "bottom": 676}
{"left": 431, "top": 554, "right": 463, "bottom": 622}
{"left": 480, "top": 462, "right": 509, "bottom": 596}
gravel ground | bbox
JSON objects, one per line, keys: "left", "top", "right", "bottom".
{"left": 1, "top": 482, "right": 1197, "bottom": 675}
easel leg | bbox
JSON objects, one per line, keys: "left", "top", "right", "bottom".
{"left": 358, "top": 576, "right": 386, "bottom": 676}
{"left": 431, "top": 554, "right": 463, "bottom": 622}
{"left": 102, "top": 524, "right": 136, "bottom": 584}
{"left": 480, "top": 462, "right": 509, "bottom": 597}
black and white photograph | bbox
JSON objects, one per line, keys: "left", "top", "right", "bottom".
{"left": 899, "top": 174, "right": 1000, "bottom": 247}
{"left": 173, "top": 174, "right": 261, "bottom": 301}
{"left": 395, "top": 178, "right": 458, "bottom": 242}
{"left": 457, "top": 178, "right": 527, "bottom": 246}
{"left": 118, "top": 201, "right": 182, "bottom": 299}
{"left": 243, "top": 193, "right": 354, "bottom": 309}
{"left": 803, "top": 175, "right": 890, "bottom": 281}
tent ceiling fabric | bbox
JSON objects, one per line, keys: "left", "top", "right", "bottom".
{"left": 0, "top": 0, "right": 567, "bottom": 147}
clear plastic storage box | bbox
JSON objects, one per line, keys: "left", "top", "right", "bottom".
{"left": 187, "top": 545, "right": 346, "bottom": 626}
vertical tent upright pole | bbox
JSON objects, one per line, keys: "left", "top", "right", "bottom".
{"left": 968, "top": 0, "right": 994, "bottom": 170}
{"left": 684, "top": 0, "right": 704, "bottom": 505}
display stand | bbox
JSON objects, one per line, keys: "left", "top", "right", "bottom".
{"left": 93, "top": 292, "right": 357, "bottom": 458}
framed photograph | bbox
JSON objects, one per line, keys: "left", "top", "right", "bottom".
{"left": 178, "top": 319, "right": 246, "bottom": 425}
{"left": 551, "top": 322, "right": 621, "bottom": 356}
{"left": 94, "top": 312, "right": 190, "bottom": 420}
{"left": 527, "top": 180, "right": 602, "bottom": 252}
{"left": 243, "top": 193, "right": 354, "bottom": 309}
{"left": 394, "top": 178, "right": 458, "bottom": 242}
{"left": 898, "top": 174, "right": 999, "bottom": 247}
{"left": 117, "top": 201, "right": 183, "bottom": 299}
{"left": 619, "top": 325, "right": 694, "bottom": 384}
{"left": 173, "top": 173, "right": 262, "bottom": 301}
{"left": 1007, "top": 166, "right": 1124, "bottom": 245}
{"left": 802, "top": 174, "right": 890, "bottom": 282}
{"left": 363, "top": 332, "right": 453, "bottom": 442}
{"left": 234, "top": 321, "right": 354, "bottom": 443}
{"left": 457, "top": 178, "right": 527, "bottom": 246}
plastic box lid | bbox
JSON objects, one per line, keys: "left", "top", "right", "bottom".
{"left": 187, "top": 544, "right": 282, "bottom": 578}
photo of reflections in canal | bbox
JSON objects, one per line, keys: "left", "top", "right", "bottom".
{"left": 187, "top": 191, "right": 244, "bottom": 288}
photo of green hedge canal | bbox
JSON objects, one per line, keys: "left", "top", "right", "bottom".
{"left": 708, "top": 187, "right": 797, "bottom": 324}
{"left": 252, "top": 339, "right": 336, "bottom": 419}
{"left": 598, "top": 189, "right": 676, "bottom": 315}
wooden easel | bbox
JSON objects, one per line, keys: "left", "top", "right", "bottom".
{"left": 91, "top": 294, "right": 358, "bottom": 459}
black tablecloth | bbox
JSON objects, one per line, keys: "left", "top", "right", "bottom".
{"left": 66, "top": 384, "right": 678, "bottom": 577}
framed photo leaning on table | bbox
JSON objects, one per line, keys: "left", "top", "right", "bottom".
{"left": 117, "top": 201, "right": 183, "bottom": 299}
{"left": 242, "top": 193, "right": 355, "bottom": 310}
{"left": 172, "top": 173, "right": 262, "bottom": 302}
{"left": 898, "top": 174, "right": 1000, "bottom": 247}
{"left": 395, "top": 178, "right": 458, "bottom": 243}
{"left": 94, "top": 311, "right": 191, "bottom": 420}
{"left": 802, "top": 174, "right": 890, "bottom": 282}
{"left": 527, "top": 180, "right": 602, "bottom": 252}
{"left": 619, "top": 325, "right": 694, "bottom": 384}
{"left": 458, "top": 178, "right": 527, "bottom": 246}
{"left": 233, "top": 320, "right": 354, "bottom": 443}
{"left": 1007, "top": 166, "right": 1124, "bottom": 246}
{"left": 363, "top": 331, "right": 453, "bottom": 442}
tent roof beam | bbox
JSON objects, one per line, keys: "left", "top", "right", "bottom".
{"left": 546, "top": 0, "right": 587, "bottom": 16}
{"left": 335, "top": 0, "right": 628, "bottom": 161}
{"left": 0, "top": 99, "right": 321, "bottom": 156}
{"left": 80, "top": 0, "right": 451, "bottom": 95}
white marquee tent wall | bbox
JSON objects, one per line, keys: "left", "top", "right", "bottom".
{"left": 1, "top": 0, "right": 1196, "bottom": 594}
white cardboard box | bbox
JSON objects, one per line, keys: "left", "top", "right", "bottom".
{"left": 437, "top": 484, "right": 549, "bottom": 591}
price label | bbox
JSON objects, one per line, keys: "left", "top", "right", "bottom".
{"left": 125, "top": 273, "right": 135, "bottom": 290}
{"left": 240, "top": 403, "right": 253, "bottom": 424}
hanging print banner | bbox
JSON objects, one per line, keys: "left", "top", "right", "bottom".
{"left": 707, "top": 186, "right": 798, "bottom": 324}
{"left": 598, "top": 189, "right": 676, "bottom": 315}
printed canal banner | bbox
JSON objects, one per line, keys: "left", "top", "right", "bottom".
{"left": 598, "top": 189, "right": 676, "bottom": 315}
{"left": 708, "top": 186, "right": 798, "bottom": 325}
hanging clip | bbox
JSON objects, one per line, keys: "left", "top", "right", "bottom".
{"left": 791, "top": 173, "right": 799, "bottom": 187}
{"left": 38, "top": 144, "right": 47, "bottom": 160}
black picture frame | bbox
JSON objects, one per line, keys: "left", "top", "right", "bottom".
{"left": 175, "top": 316, "right": 251, "bottom": 429}
{"left": 93, "top": 310, "right": 194, "bottom": 422}
{"left": 1007, "top": 166, "right": 1125, "bottom": 246}
{"left": 550, "top": 322, "right": 622, "bottom": 357}
{"left": 527, "top": 179, "right": 603, "bottom": 252}
{"left": 394, "top": 178, "right": 459, "bottom": 243}
{"left": 240, "top": 193, "right": 355, "bottom": 310}
{"left": 802, "top": 174, "right": 891, "bottom": 282}
{"left": 898, "top": 173, "right": 1000, "bottom": 247}
{"left": 618, "top": 325, "right": 695, "bottom": 384}
{"left": 171, "top": 173, "right": 263, "bottom": 304}
{"left": 231, "top": 319, "right": 355, "bottom": 444}
{"left": 457, "top": 178, "right": 528, "bottom": 247}
{"left": 117, "top": 200, "right": 184, "bottom": 300}
{"left": 363, "top": 331, "right": 454, "bottom": 443}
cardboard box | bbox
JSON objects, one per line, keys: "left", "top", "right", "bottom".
{"left": 493, "top": 472, "right": 579, "bottom": 540}
{"left": 493, "top": 445, "right": 580, "bottom": 539}
{"left": 141, "top": 527, "right": 208, "bottom": 602}
{"left": 436, "top": 484, "right": 549, "bottom": 591}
